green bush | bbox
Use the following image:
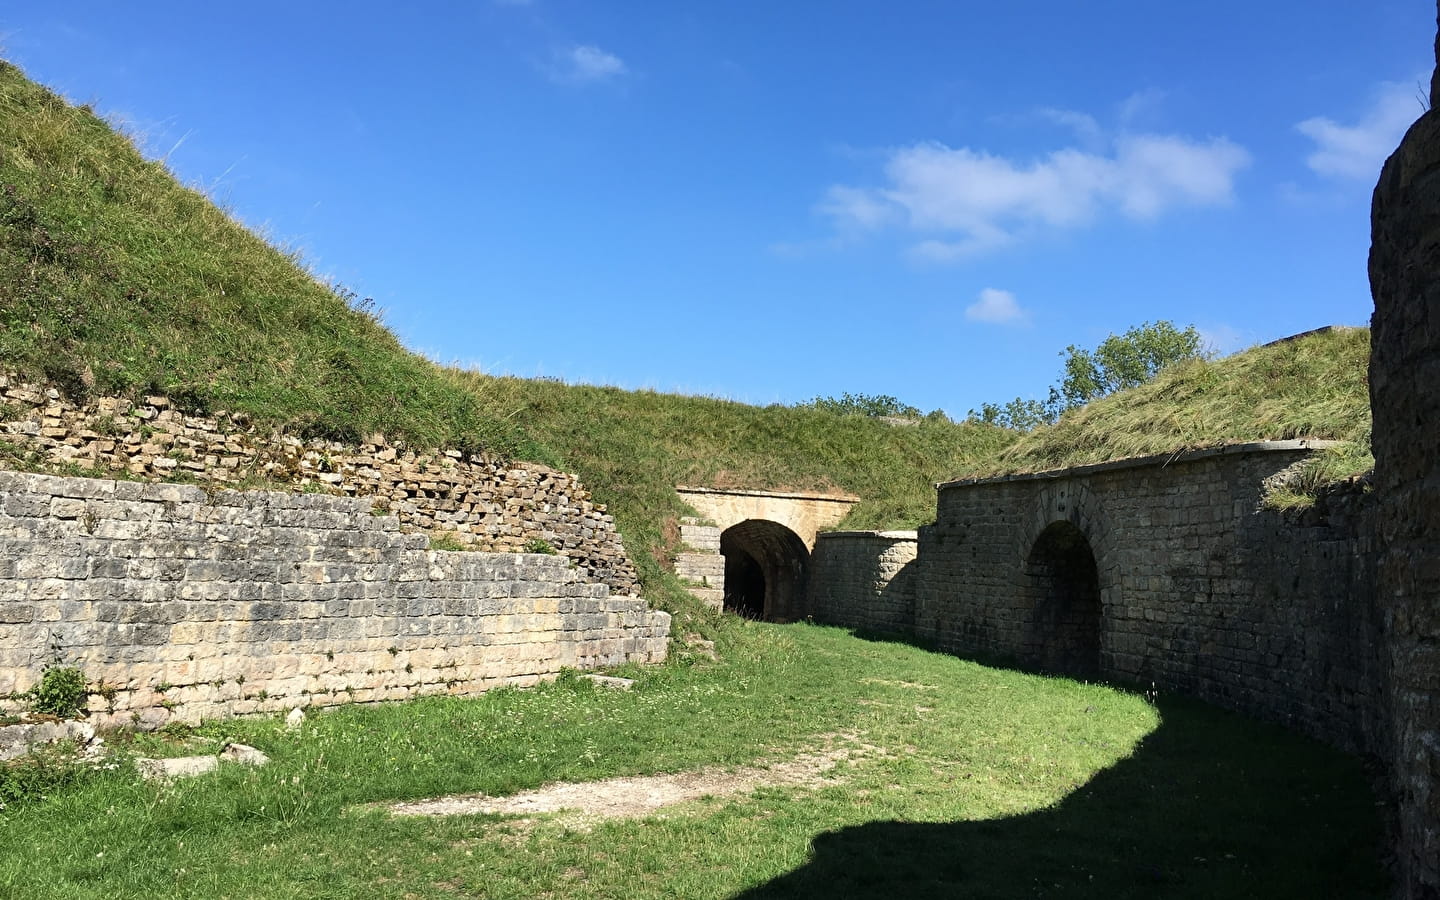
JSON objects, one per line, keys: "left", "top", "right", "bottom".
{"left": 27, "top": 665, "right": 88, "bottom": 718}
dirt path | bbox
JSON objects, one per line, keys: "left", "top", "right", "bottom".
{"left": 386, "top": 733, "right": 882, "bottom": 825}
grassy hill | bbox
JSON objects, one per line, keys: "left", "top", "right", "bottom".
{"left": 0, "top": 59, "right": 1013, "bottom": 617}
{"left": 0, "top": 61, "right": 529, "bottom": 457}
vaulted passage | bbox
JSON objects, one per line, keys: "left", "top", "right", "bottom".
{"left": 1022, "top": 521, "right": 1102, "bottom": 679}
{"left": 720, "top": 520, "right": 810, "bottom": 621}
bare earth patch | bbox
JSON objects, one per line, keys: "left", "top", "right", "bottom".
{"left": 386, "top": 732, "right": 882, "bottom": 826}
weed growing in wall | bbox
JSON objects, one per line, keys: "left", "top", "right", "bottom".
{"left": 25, "top": 632, "right": 88, "bottom": 719}
{"left": 27, "top": 666, "right": 87, "bottom": 718}
{"left": 427, "top": 532, "right": 466, "bottom": 552}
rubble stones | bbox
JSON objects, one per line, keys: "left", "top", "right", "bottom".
{"left": 136, "top": 755, "right": 218, "bottom": 780}
{"left": 220, "top": 742, "right": 269, "bottom": 766}
{"left": 0, "top": 718, "right": 96, "bottom": 761}
{"left": 0, "top": 377, "right": 639, "bottom": 596}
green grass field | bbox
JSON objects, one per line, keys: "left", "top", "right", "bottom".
{"left": 0, "top": 624, "right": 1385, "bottom": 899}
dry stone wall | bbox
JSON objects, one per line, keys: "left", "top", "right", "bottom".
{"left": 0, "top": 470, "right": 669, "bottom": 729}
{"left": 804, "top": 531, "right": 918, "bottom": 634}
{"left": 0, "top": 376, "right": 640, "bottom": 595}
{"left": 1369, "top": 13, "right": 1440, "bottom": 890}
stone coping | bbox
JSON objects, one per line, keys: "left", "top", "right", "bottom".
{"left": 937, "top": 439, "right": 1345, "bottom": 490}
{"left": 676, "top": 485, "right": 860, "bottom": 503}
{"left": 1259, "top": 324, "right": 1362, "bottom": 349}
{"left": 817, "top": 530, "right": 918, "bottom": 541}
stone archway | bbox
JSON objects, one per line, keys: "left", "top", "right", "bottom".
{"left": 719, "top": 519, "right": 810, "bottom": 621}
{"left": 1021, "top": 520, "right": 1102, "bottom": 679}
{"left": 673, "top": 486, "right": 857, "bottom": 615}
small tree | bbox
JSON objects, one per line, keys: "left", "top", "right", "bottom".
{"left": 1055, "top": 321, "right": 1203, "bottom": 409}
{"left": 968, "top": 321, "right": 1204, "bottom": 431}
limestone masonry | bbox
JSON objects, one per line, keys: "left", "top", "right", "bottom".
{"left": 1368, "top": 14, "right": 1440, "bottom": 891}
{"left": 800, "top": 442, "right": 1383, "bottom": 754}
{"left": 0, "top": 470, "right": 669, "bottom": 729}
{"left": 0, "top": 375, "right": 640, "bottom": 595}
{"left": 806, "top": 531, "right": 917, "bottom": 634}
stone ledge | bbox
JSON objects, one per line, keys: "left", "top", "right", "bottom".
{"left": 676, "top": 485, "right": 860, "bottom": 503}
{"left": 937, "top": 440, "right": 1344, "bottom": 490}
{"left": 817, "top": 530, "right": 918, "bottom": 541}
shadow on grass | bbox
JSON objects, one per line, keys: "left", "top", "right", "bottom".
{"left": 733, "top": 694, "right": 1388, "bottom": 900}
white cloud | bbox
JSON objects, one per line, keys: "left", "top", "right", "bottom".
{"left": 552, "top": 44, "right": 626, "bottom": 84}
{"left": 820, "top": 128, "right": 1249, "bottom": 262}
{"left": 965, "top": 288, "right": 1028, "bottom": 325}
{"left": 1297, "top": 79, "right": 1425, "bottom": 180}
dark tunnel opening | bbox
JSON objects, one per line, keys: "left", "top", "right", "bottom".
{"left": 719, "top": 519, "right": 810, "bottom": 621}
{"left": 1022, "top": 520, "right": 1103, "bottom": 679}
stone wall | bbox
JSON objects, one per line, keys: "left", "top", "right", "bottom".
{"left": 913, "top": 443, "right": 1384, "bottom": 753}
{"left": 0, "top": 471, "right": 669, "bottom": 729}
{"left": 1369, "top": 6, "right": 1440, "bottom": 889}
{"left": 0, "top": 376, "right": 640, "bottom": 595}
{"left": 804, "top": 531, "right": 918, "bottom": 634}
{"left": 674, "top": 518, "right": 724, "bottom": 610}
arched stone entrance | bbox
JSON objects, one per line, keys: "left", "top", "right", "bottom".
{"left": 673, "top": 486, "right": 856, "bottom": 615}
{"left": 719, "top": 519, "right": 810, "bottom": 621}
{"left": 1021, "top": 520, "right": 1102, "bottom": 678}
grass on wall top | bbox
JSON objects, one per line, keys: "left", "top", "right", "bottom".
{"left": 990, "top": 327, "right": 1372, "bottom": 484}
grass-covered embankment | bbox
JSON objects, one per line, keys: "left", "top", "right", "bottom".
{"left": 443, "top": 372, "right": 1013, "bottom": 602}
{"left": 0, "top": 61, "right": 530, "bottom": 456}
{"left": 993, "top": 327, "right": 1373, "bottom": 504}
{"left": 0, "top": 58, "right": 1015, "bottom": 616}
{"left": 0, "top": 624, "right": 1386, "bottom": 898}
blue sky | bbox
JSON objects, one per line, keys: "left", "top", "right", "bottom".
{"left": 3, "top": 2, "right": 1432, "bottom": 418}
